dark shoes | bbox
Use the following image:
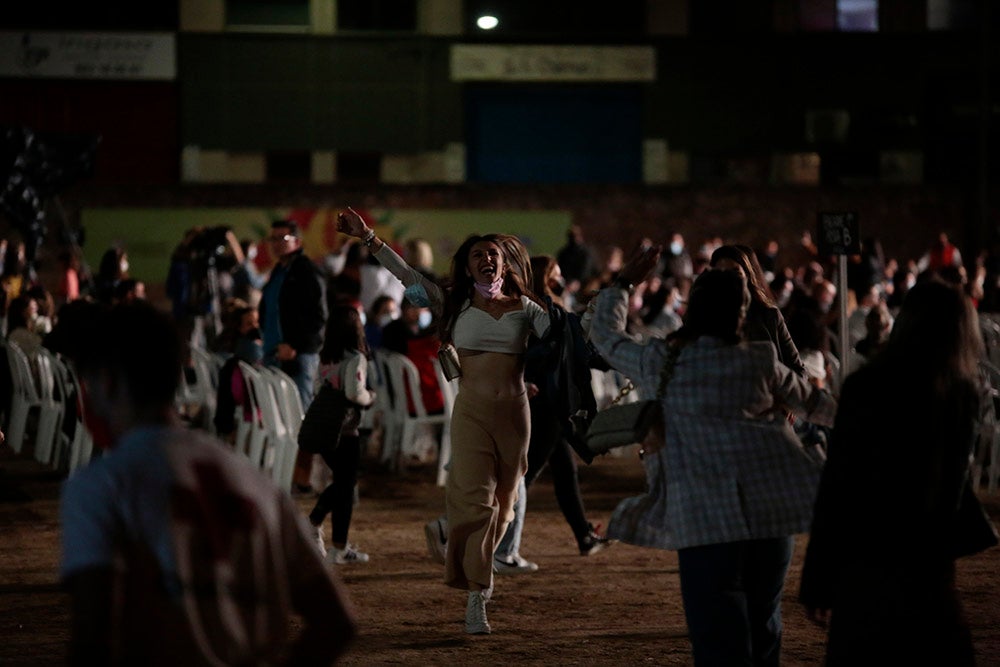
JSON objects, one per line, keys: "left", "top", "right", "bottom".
{"left": 578, "top": 524, "right": 612, "bottom": 556}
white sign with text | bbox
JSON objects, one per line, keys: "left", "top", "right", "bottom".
{"left": 0, "top": 31, "right": 176, "bottom": 81}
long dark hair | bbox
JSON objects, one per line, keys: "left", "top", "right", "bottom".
{"left": 883, "top": 279, "right": 983, "bottom": 393}
{"left": 440, "top": 234, "right": 536, "bottom": 343}
{"left": 673, "top": 269, "right": 749, "bottom": 344}
{"left": 710, "top": 245, "right": 777, "bottom": 309}
{"left": 530, "top": 255, "right": 564, "bottom": 307}
{"left": 320, "top": 305, "right": 368, "bottom": 363}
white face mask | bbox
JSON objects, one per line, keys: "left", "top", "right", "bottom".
{"left": 120, "top": 260, "right": 129, "bottom": 274}
{"left": 376, "top": 314, "right": 395, "bottom": 328}
{"left": 670, "top": 242, "right": 683, "bottom": 255}
{"left": 359, "top": 311, "right": 367, "bottom": 326}
{"left": 418, "top": 310, "right": 433, "bottom": 329}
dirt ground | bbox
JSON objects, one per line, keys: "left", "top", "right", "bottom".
{"left": 2, "top": 445, "right": 999, "bottom": 666}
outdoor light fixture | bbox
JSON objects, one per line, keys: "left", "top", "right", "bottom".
{"left": 476, "top": 15, "right": 499, "bottom": 30}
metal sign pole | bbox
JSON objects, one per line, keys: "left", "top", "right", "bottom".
{"left": 817, "top": 211, "right": 860, "bottom": 390}
{"left": 838, "top": 254, "right": 850, "bottom": 387}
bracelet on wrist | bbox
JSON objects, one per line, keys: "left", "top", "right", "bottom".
{"left": 362, "top": 229, "right": 376, "bottom": 246}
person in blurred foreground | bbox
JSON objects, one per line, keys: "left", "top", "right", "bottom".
{"left": 55, "top": 301, "right": 355, "bottom": 665}
{"left": 800, "top": 279, "right": 992, "bottom": 665}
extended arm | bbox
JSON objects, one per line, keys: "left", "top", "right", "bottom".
{"left": 337, "top": 208, "right": 445, "bottom": 316}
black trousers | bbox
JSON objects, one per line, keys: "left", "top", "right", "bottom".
{"left": 308, "top": 434, "right": 362, "bottom": 545}
{"left": 525, "top": 398, "right": 590, "bottom": 541}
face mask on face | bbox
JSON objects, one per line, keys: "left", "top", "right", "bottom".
{"left": 235, "top": 335, "right": 264, "bottom": 364}
{"left": 359, "top": 311, "right": 367, "bottom": 326}
{"left": 418, "top": 310, "right": 433, "bottom": 330}
{"left": 474, "top": 276, "right": 504, "bottom": 299}
{"left": 377, "top": 313, "right": 395, "bottom": 328}
{"left": 670, "top": 242, "right": 683, "bottom": 256}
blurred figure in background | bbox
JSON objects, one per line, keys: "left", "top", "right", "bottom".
{"left": 213, "top": 299, "right": 262, "bottom": 444}
{"left": 556, "top": 224, "right": 598, "bottom": 305}
{"left": 94, "top": 245, "right": 128, "bottom": 306}
{"left": 260, "top": 220, "right": 327, "bottom": 494}
{"left": 56, "top": 249, "right": 81, "bottom": 308}
{"left": 364, "top": 295, "right": 398, "bottom": 351}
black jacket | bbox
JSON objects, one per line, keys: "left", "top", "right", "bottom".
{"left": 261, "top": 249, "right": 327, "bottom": 354}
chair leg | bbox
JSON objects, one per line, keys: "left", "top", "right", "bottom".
{"left": 7, "top": 399, "right": 31, "bottom": 455}
{"left": 34, "top": 405, "right": 62, "bottom": 467}
{"left": 990, "top": 425, "right": 1000, "bottom": 494}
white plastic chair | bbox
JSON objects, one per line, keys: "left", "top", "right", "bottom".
{"left": 379, "top": 351, "right": 451, "bottom": 476}
{"left": 35, "top": 348, "right": 70, "bottom": 469}
{"left": 976, "top": 360, "right": 1000, "bottom": 493}
{"left": 6, "top": 341, "right": 62, "bottom": 463}
{"left": 430, "top": 358, "right": 457, "bottom": 486}
{"left": 260, "top": 366, "right": 303, "bottom": 490}
{"left": 60, "top": 361, "right": 94, "bottom": 475}
{"left": 237, "top": 361, "right": 270, "bottom": 468}
{"left": 240, "top": 363, "right": 297, "bottom": 492}
{"left": 188, "top": 346, "right": 220, "bottom": 430}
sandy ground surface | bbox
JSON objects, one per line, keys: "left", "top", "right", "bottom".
{"left": 1, "top": 445, "right": 999, "bottom": 666}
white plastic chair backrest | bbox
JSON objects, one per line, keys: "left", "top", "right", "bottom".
{"left": 39, "top": 348, "right": 70, "bottom": 401}
{"left": 190, "top": 345, "right": 220, "bottom": 391}
{"left": 34, "top": 351, "right": 57, "bottom": 402}
{"left": 382, "top": 352, "right": 433, "bottom": 419}
{"left": 430, "top": 358, "right": 456, "bottom": 416}
{"left": 249, "top": 366, "right": 287, "bottom": 436}
{"left": 236, "top": 361, "right": 264, "bottom": 424}
{"left": 8, "top": 341, "right": 40, "bottom": 401}
{"left": 260, "top": 366, "right": 300, "bottom": 433}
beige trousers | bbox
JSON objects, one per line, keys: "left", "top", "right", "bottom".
{"left": 444, "top": 390, "right": 530, "bottom": 591}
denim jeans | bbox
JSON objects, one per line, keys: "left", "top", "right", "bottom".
{"left": 677, "top": 536, "right": 794, "bottom": 667}
{"left": 494, "top": 477, "right": 527, "bottom": 560}
{"left": 270, "top": 352, "right": 320, "bottom": 409}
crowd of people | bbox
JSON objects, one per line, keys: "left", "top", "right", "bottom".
{"left": 0, "top": 214, "right": 995, "bottom": 664}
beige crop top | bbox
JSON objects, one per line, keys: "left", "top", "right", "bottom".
{"left": 452, "top": 297, "right": 549, "bottom": 354}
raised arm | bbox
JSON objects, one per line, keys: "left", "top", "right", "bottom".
{"left": 337, "top": 207, "right": 445, "bottom": 315}
{"left": 588, "top": 243, "right": 670, "bottom": 396}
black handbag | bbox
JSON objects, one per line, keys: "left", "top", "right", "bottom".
{"left": 297, "top": 383, "right": 353, "bottom": 454}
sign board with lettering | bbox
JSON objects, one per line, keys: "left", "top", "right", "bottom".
{"left": 817, "top": 212, "right": 861, "bottom": 255}
{"left": 0, "top": 31, "right": 176, "bottom": 80}
{"left": 450, "top": 45, "right": 656, "bottom": 82}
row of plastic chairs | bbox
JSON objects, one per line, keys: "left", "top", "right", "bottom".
{"left": 177, "top": 346, "right": 222, "bottom": 430}
{"left": 375, "top": 351, "right": 455, "bottom": 486}
{"left": 975, "top": 360, "right": 1000, "bottom": 494}
{"left": 235, "top": 362, "right": 304, "bottom": 493}
{"left": 5, "top": 341, "right": 93, "bottom": 474}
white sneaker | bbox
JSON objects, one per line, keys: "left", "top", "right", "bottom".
{"left": 329, "top": 543, "right": 369, "bottom": 565}
{"left": 424, "top": 517, "right": 447, "bottom": 565}
{"left": 493, "top": 554, "right": 538, "bottom": 574}
{"left": 311, "top": 523, "right": 327, "bottom": 558}
{"left": 465, "top": 590, "right": 491, "bottom": 634}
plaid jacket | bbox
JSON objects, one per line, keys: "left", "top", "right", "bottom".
{"left": 589, "top": 287, "right": 837, "bottom": 550}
